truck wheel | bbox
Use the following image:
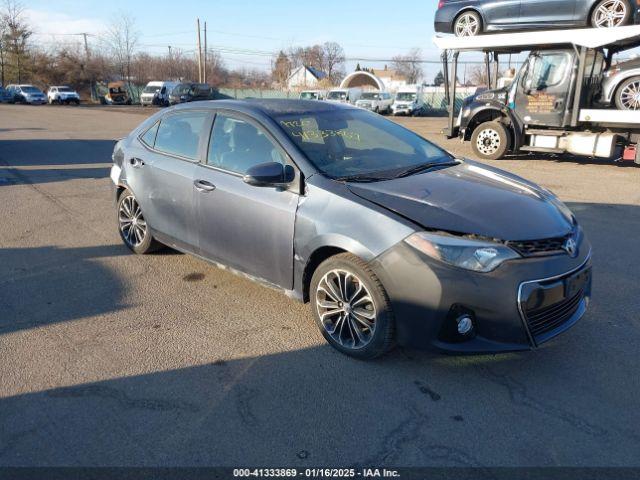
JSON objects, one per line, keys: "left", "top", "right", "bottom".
{"left": 591, "top": 0, "right": 631, "bottom": 28}
{"left": 471, "top": 121, "right": 510, "bottom": 160}
{"left": 615, "top": 76, "right": 640, "bottom": 110}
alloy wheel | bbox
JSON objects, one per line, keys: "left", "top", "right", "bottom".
{"left": 476, "top": 128, "right": 501, "bottom": 156}
{"left": 315, "top": 269, "right": 377, "bottom": 349}
{"left": 593, "top": 0, "right": 627, "bottom": 28}
{"left": 619, "top": 80, "right": 640, "bottom": 109}
{"left": 455, "top": 13, "right": 480, "bottom": 37}
{"left": 118, "top": 195, "right": 147, "bottom": 248}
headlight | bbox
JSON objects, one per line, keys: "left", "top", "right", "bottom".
{"left": 405, "top": 232, "right": 520, "bottom": 273}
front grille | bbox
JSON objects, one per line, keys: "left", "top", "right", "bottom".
{"left": 507, "top": 234, "right": 570, "bottom": 257}
{"left": 524, "top": 288, "right": 584, "bottom": 338}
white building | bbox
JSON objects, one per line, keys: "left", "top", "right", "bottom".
{"left": 287, "top": 65, "right": 327, "bottom": 89}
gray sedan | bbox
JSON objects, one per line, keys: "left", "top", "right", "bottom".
{"left": 601, "top": 57, "right": 640, "bottom": 110}
{"left": 110, "top": 100, "right": 592, "bottom": 359}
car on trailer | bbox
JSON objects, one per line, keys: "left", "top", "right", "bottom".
{"left": 435, "top": 0, "right": 640, "bottom": 37}
{"left": 437, "top": 25, "right": 640, "bottom": 164}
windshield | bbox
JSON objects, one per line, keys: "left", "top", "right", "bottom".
{"left": 300, "top": 92, "right": 318, "bottom": 100}
{"left": 143, "top": 85, "right": 160, "bottom": 93}
{"left": 22, "top": 86, "right": 41, "bottom": 94}
{"left": 327, "top": 91, "right": 347, "bottom": 100}
{"left": 109, "top": 87, "right": 125, "bottom": 94}
{"left": 361, "top": 92, "right": 380, "bottom": 100}
{"left": 276, "top": 109, "right": 454, "bottom": 180}
{"left": 396, "top": 92, "right": 416, "bottom": 101}
{"left": 58, "top": 87, "right": 73, "bottom": 92}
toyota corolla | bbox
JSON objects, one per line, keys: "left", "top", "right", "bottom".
{"left": 110, "top": 100, "right": 592, "bottom": 359}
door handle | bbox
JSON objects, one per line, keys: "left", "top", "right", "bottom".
{"left": 130, "top": 157, "right": 145, "bottom": 168}
{"left": 194, "top": 179, "right": 216, "bottom": 192}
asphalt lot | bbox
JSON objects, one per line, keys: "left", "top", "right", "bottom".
{"left": 1, "top": 103, "right": 639, "bottom": 468}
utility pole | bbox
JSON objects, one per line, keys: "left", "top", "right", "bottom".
{"left": 203, "top": 21, "right": 207, "bottom": 84}
{"left": 168, "top": 45, "right": 173, "bottom": 80}
{"left": 196, "top": 18, "right": 203, "bottom": 83}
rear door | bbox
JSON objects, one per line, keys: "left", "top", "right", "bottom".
{"left": 519, "top": 0, "right": 578, "bottom": 25}
{"left": 193, "top": 111, "right": 299, "bottom": 288}
{"left": 126, "top": 110, "right": 213, "bottom": 250}
{"left": 513, "top": 51, "right": 575, "bottom": 127}
{"left": 482, "top": 0, "right": 521, "bottom": 26}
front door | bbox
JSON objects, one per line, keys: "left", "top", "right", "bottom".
{"left": 519, "top": 0, "right": 578, "bottom": 24}
{"left": 194, "top": 112, "right": 299, "bottom": 288}
{"left": 482, "top": 0, "right": 521, "bottom": 26}
{"left": 513, "top": 51, "right": 574, "bottom": 127}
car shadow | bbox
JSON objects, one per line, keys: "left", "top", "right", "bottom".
{"left": 0, "top": 244, "right": 130, "bottom": 336}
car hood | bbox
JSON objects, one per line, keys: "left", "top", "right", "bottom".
{"left": 346, "top": 161, "right": 574, "bottom": 241}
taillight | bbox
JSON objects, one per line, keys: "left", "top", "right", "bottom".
{"left": 438, "top": 0, "right": 445, "bottom": 8}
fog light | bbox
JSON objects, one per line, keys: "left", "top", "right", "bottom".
{"left": 457, "top": 315, "right": 474, "bottom": 335}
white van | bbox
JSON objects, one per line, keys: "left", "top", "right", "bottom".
{"left": 299, "top": 90, "right": 327, "bottom": 101}
{"left": 326, "top": 87, "right": 362, "bottom": 105}
{"left": 140, "top": 81, "right": 179, "bottom": 107}
{"left": 391, "top": 85, "right": 424, "bottom": 116}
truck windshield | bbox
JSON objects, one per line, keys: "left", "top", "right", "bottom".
{"left": 361, "top": 93, "right": 380, "bottom": 100}
{"left": 143, "top": 85, "right": 160, "bottom": 93}
{"left": 300, "top": 92, "right": 318, "bottom": 100}
{"left": 396, "top": 92, "right": 416, "bottom": 101}
{"left": 328, "top": 91, "right": 346, "bottom": 100}
{"left": 275, "top": 109, "right": 454, "bottom": 180}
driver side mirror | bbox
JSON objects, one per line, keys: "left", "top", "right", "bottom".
{"left": 243, "top": 162, "right": 295, "bottom": 187}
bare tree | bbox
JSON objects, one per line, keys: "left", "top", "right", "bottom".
{"left": 104, "top": 12, "right": 138, "bottom": 83}
{"left": 320, "top": 42, "right": 345, "bottom": 84}
{"left": 1, "top": 0, "right": 31, "bottom": 84}
{"left": 271, "top": 50, "right": 291, "bottom": 88}
{"left": 392, "top": 48, "right": 424, "bottom": 85}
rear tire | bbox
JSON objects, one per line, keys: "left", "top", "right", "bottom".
{"left": 471, "top": 121, "right": 510, "bottom": 160}
{"left": 454, "top": 10, "right": 482, "bottom": 37}
{"left": 591, "top": 0, "right": 631, "bottom": 28}
{"left": 614, "top": 76, "right": 640, "bottom": 110}
{"left": 117, "top": 189, "right": 162, "bottom": 254}
{"left": 310, "top": 253, "right": 395, "bottom": 360}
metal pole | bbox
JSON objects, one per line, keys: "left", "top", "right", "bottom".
{"left": 571, "top": 46, "right": 587, "bottom": 127}
{"left": 196, "top": 18, "right": 203, "bottom": 83}
{"left": 447, "top": 52, "right": 459, "bottom": 138}
{"left": 484, "top": 52, "right": 491, "bottom": 88}
{"left": 168, "top": 46, "right": 173, "bottom": 80}
{"left": 203, "top": 22, "right": 207, "bottom": 84}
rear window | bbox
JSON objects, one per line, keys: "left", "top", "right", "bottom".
{"left": 154, "top": 111, "right": 209, "bottom": 160}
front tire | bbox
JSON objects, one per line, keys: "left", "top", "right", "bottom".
{"left": 310, "top": 253, "right": 395, "bottom": 359}
{"left": 614, "top": 76, "right": 640, "bottom": 110}
{"left": 117, "top": 189, "right": 161, "bottom": 254}
{"left": 591, "top": 0, "right": 631, "bottom": 28}
{"left": 454, "top": 11, "right": 482, "bottom": 37}
{"left": 471, "top": 121, "right": 510, "bottom": 160}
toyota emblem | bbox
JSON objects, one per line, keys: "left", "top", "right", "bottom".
{"left": 564, "top": 237, "right": 577, "bottom": 257}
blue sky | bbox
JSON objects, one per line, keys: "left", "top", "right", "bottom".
{"left": 25, "top": 0, "right": 446, "bottom": 79}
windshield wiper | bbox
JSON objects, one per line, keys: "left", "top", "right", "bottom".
{"left": 392, "top": 160, "right": 460, "bottom": 179}
{"left": 334, "top": 174, "right": 394, "bottom": 183}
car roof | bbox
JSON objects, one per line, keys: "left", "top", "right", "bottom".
{"left": 170, "top": 99, "right": 356, "bottom": 117}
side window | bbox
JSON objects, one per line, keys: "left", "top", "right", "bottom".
{"left": 207, "top": 114, "right": 286, "bottom": 174}
{"left": 140, "top": 121, "right": 160, "bottom": 148}
{"left": 154, "top": 111, "right": 209, "bottom": 160}
{"left": 525, "top": 53, "right": 570, "bottom": 91}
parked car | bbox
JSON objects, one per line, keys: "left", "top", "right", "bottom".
{"left": 299, "top": 90, "right": 327, "bottom": 101}
{"left": 326, "top": 87, "right": 363, "bottom": 105}
{"left": 391, "top": 85, "right": 425, "bottom": 116}
{"left": 101, "top": 81, "right": 132, "bottom": 105}
{"left": 47, "top": 86, "right": 80, "bottom": 105}
{"left": 355, "top": 91, "right": 394, "bottom": 114}
{"left": 600, "top": 57, "right": 640, "bottom": 110}
{"left": 6, "top": 84, "right": 47, "bottom": 104}
{"left": 168, "top": 83, "right": 213, "bottom": 105}
{"left": 140, "top": 81, "right": 179, "bottom": 107}
{"left": 0, "top": 86, "right": 13, "bottom": 103}
{"left": 435, "top": 0, "right": 640, "bottom": 37}
{"left": 110, "top": 99, "right": 591, "bottom": 359}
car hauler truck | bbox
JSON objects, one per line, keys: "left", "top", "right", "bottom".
{"left": 436, "top": 25, "right": 640, "bottom": 164}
